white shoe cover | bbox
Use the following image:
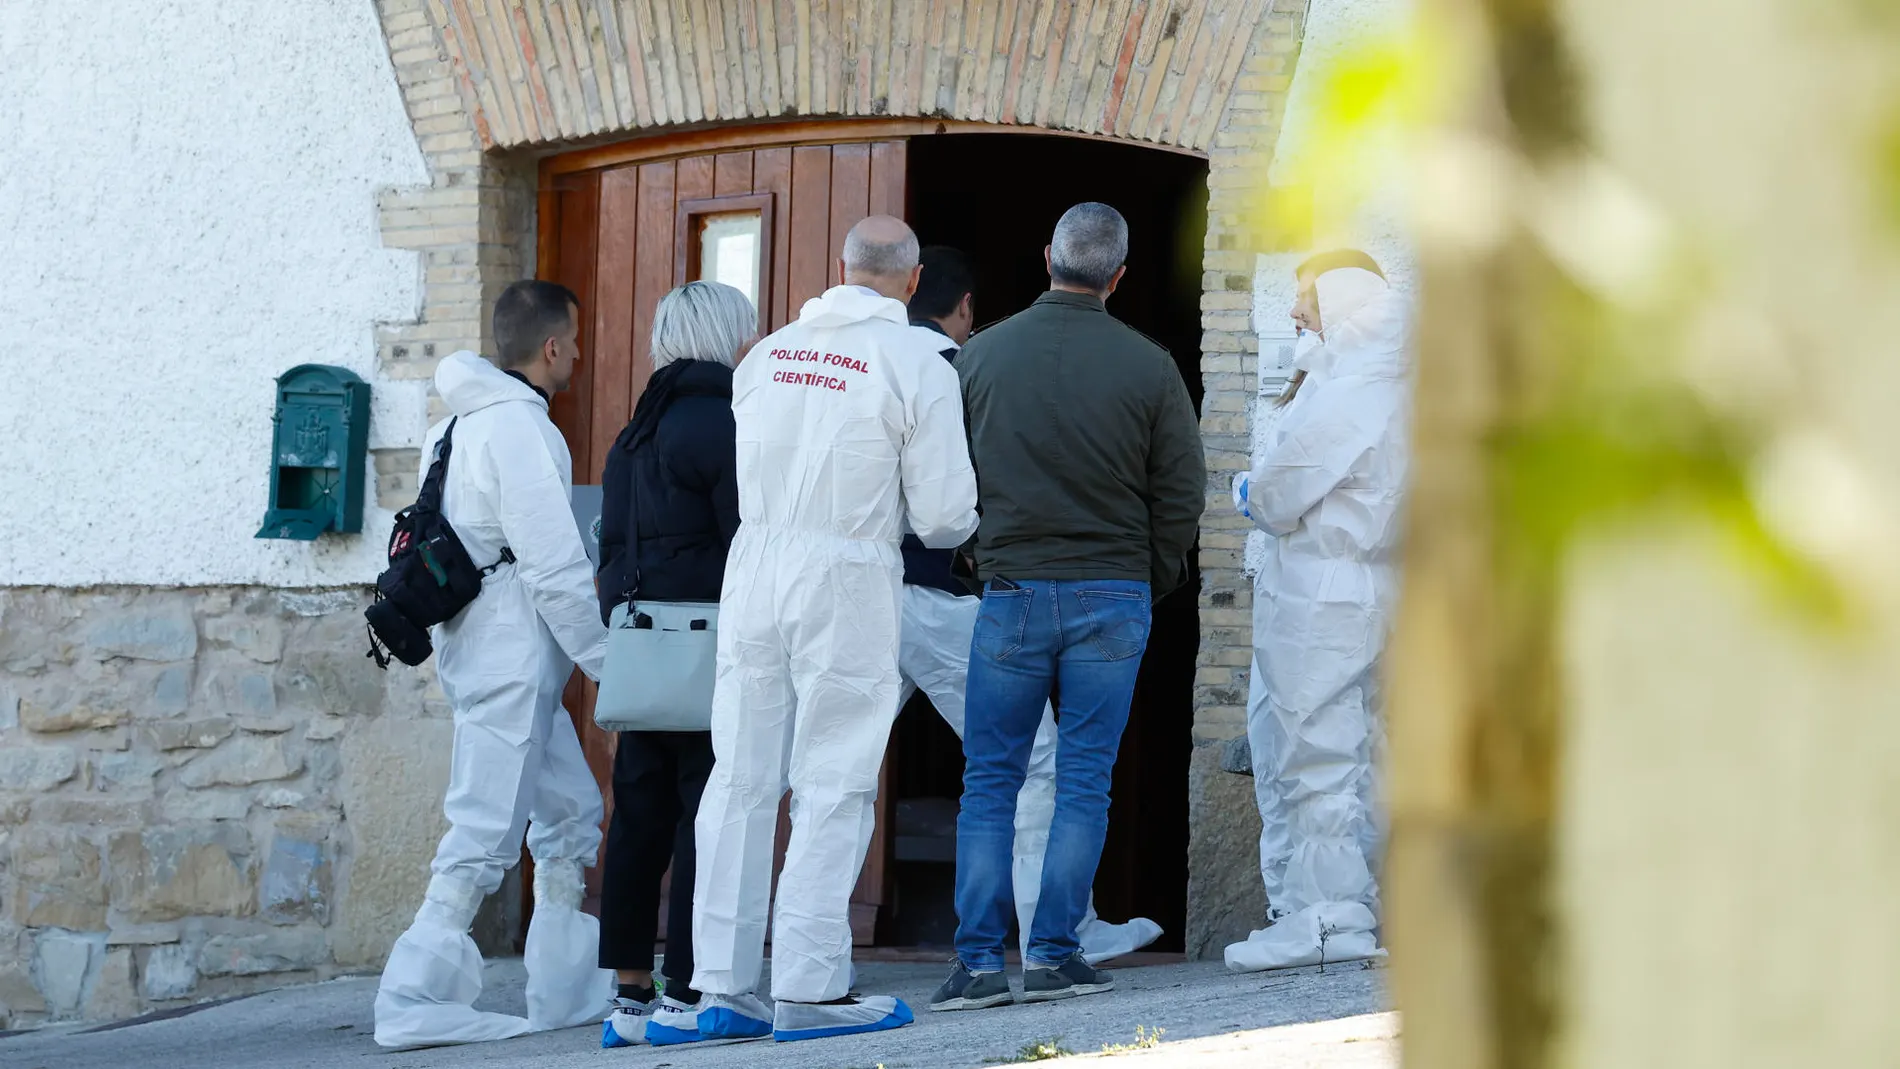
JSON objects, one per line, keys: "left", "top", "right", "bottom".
{"left": 374, "top": 876, "right": 530, "bottom": 1049}
{"left": 1223, "top": 902, "right": 1386, "bottom": 973}
{"left": 524, "top": 860, "right": 615, "bottom": 1032}
{"left": 772, "top": 996, "right": 915, "bottom": 1042}
{"left": 1079, "top": 916, "right": 1164, "bottom": 965}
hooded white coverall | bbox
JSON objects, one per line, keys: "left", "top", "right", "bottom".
{"left": 895, "top": 326, "right": 1160, "bottom": 965}
{"left": 1226, "top": 269, "right": 1409, "bottom": 972}
{"left": 374, "top": 351, "right": 613, "bottom": 1048}
{"left": 692, "top": 286, "right": 980, "bottom": 1006}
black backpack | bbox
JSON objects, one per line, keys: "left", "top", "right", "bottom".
{"left": 365, "top": 418, "right": 513, "bottom": 667}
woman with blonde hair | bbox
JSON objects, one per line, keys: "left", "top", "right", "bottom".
{"left": 594, "top": 280, "right": 758, "bottom": 1046}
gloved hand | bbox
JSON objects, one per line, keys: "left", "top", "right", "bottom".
{"left": 1232, "top": 471, "right": 1252, "bottom": 519}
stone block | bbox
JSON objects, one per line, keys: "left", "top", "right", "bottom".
{"left": 197, "top": 928, "right": 326, "bottom": 977}
{"left": 237, "top": 714, "right": 296, "bottom": 734}
{"left": 11, "top": 830, "right": 107, "bottom": 929}
{"left": 277, "top": 590, "right": 366, "bottom": 618}
{"left": 199, "top": 662, "right": 279, "bottom": 720}
{"left": 108, "top": 825, "right": 254, "bottom": 923}
{"left": 96, "top": 751, "right": 164, "bottom": 792}
{"left": 106, "top": 921, "right": 182, "bottom": 946}
{"left": 142, "top": 943, "right": 198, "bottom": 1000}
{"left": 0, "top": 683, "right": 18, "bottom": 731}
{"left": 1222, "top": 734, "right": 1257, "bottom": 775}
{"left": 0, "top": 951, "right": 47, "bottom": 1018}
{"left": 20, "top": 702, "right": 128, "bottom": 736}
{"left": 84, "top": 946, "right": 139, "bottom": 1021}
{"left": 260, "top": 831, "right": 331, "bottom": 925}
{"left": 31, "top": 796, "right": 148, "bottom": 826}
{"left": 32, "top": 929, "right": 107, "bottom": 1019}
{"left": 152, "top": 663, "right": 193, "bottom": 715}
{"left": 276, "top": 613, "right": 387, "bottom": 717}
{"left": 305, "top": 716, "right": 347, "bottom": 741}
{"left": 258, "top": 788, "right": 307, "bottom": 809}
{"left": 0, "top": 797, "right": 30, "bottom": 825}
{"left": 158, "top": 788, "right": 253, "bottom": 822}
{"left": 85, "top": 605, "right": 197, "bottom": 663}
{"left": 0, "top": 745, "right": 78, "bottom": 790}
{"left": 202, "top": 612, "right": 285, "bottom": 663}
{"left": 1185, "top": 742, "right": 1267, "bottom": 960}
{"left": 142, "top": 717, "right": 235, "bottom": 751}
{"left": 333, "top": 717, "right": 453, "bottom": 966}
{"left": 177, "top": 735, "right": 301, "bottom": 788}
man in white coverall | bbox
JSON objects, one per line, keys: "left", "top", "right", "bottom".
{"left": 680, "top": 217, "right": 979, "bottom": 1045}
{"left": 374, "top": 281, "right": 613, "bottom": 1048}
{"left": 901, "top": 246, "right": 1161, "bottom": 966}
{"left": 1228, "top": 251, "right": 1408, "bottom": 972}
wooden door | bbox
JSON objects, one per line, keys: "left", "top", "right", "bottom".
{"left": 537, "top": 137, "right": 907, "bottom": 945}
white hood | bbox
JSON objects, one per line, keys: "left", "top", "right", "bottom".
{"left": 795, "top": 285, "right": 912, "bottom": 330}
{"left": 1311, "top": 273, "right": 1409, "bottom": 383}
{"left": 435, "top": 350, "right": 547, "bottom": 417}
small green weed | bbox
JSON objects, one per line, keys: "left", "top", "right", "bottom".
{"left": 1100, "top": 1025, "right": 1166, "bottom": 1053}
{"left": 989, "top": 1037, "right": 1075, "bottom": 1062}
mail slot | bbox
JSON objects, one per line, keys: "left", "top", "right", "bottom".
{"left": 255, "top": 364, "right": 371, "bottom": 541}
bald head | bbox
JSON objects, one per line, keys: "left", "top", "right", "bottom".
{"left": 839, "top": 215, "right": 922, "bottom": 301}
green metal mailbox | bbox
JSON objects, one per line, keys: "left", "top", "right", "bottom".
{"left": 255, "top": 364, "right": 371, "bottom": 541}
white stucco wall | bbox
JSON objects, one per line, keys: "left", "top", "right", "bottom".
{"left": 1246, "top": 0, "right": 1415, "bottom": 578}
{"left": 0, "top": 1, "right": 429, "bottom": 587}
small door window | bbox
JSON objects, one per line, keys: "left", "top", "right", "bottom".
{"left": 677, "top": 193, "right": 775, "bottom": 328}
{"left": 698, "top": 211, "right": 763, "bottom": 306}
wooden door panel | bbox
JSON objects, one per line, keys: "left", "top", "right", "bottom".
{"left": 589, "top": 167, "right": 640, "bottom": 475}
{"left": 544, "top": 138, "right": 909, "bottom": 947}
{"left": 754, "top": 147, "right": 794, "bottom": 330}
{"left": 632, "top": 162, "right": 676, "bottom": 377}
{"left": 788, "top": 146, "right": 835, "bottom": 313}
{"left": 713, "top": 151, "right": 753, "bottom": 197}
{"left": 827, "top": 143, "right": 872, "bottom": 267}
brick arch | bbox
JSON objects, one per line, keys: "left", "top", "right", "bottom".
{"left": 412, "top": 0, "right": 1280, "bottom": 154}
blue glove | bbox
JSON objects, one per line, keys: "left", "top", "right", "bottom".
{"left": 1232, "top": 471, "right": 1252, "bottom": 519}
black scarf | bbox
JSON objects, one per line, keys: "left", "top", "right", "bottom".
{"left": 614, "top": 359, "right": 734, "bottom": 455}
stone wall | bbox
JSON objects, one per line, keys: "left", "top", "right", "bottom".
{"left": 0, "top": 588, "right": 461, "bottom": 1028}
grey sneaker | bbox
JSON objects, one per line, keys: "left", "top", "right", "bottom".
{"left": 928, "top": 961, "right": 1014, "bottom": 1012}
{"left": 1022, "top": 954, "right": 1113, "bottom": 1003}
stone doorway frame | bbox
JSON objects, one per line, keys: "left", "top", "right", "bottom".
{"left": 369, "top": 0, "right": 1311, "bottom": 958}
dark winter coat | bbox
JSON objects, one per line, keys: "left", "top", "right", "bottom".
{"left": 596, "top": 359, "right": 740, "bottom": 624}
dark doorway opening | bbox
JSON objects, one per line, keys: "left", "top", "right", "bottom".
{"left": 883, "top": 133, "right": 1207, "bottom": 954}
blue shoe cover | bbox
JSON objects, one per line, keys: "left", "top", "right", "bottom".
{"left": 772, "top": 996, "right": 915, "bottom": 1042}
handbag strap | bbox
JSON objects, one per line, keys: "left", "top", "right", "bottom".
{"left": 623, "top": 437, "right": 648, "bottom": 605}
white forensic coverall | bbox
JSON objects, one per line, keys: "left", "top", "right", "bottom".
{"left": 374, "top": 351, "right": 613, "bottom": 1048}
{"left": 1227, "top": 268, "right": 1408, "bottom": 973}
{"left": 692, "top": 286, "right": 980, "bottom": 1008}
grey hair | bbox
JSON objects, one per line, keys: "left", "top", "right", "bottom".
{"left": 1049, "top": 202, "right": 1128, "bottom": 292}
{"left": 842, "top": 223, "right": 920, "bottom": 279}
{"left": 650, "top": 281, "right": 758, "bottom": 370}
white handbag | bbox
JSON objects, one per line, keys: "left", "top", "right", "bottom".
{"left": 591, "top": 444, "right": 719, "bottom": 733}
{"left": 593, "top": 599, "right": 718, "bottom": 732}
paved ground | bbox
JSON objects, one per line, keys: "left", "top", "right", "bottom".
{"left": 2, "top": 958, "right": 1390, "bottom": 1069}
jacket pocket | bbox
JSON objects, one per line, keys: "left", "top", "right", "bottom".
{"left": 973, "top": 588, "right": 1032, "bottom": 662}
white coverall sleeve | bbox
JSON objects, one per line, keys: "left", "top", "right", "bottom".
{"left": 489, "top": 415, "right": 610, "bottom": 681}
{"left": 1247, "top": 395, "right": 1377, "bottom": 538}
{"left": 901, "top": 356, "right": 981, "bottom": 549}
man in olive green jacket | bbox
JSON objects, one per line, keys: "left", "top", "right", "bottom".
{"left": 933, "top": 203, "right": 1204, "bottom": 1013}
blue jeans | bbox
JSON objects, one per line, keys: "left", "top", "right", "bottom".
{"left": 953, "top": 578, "right": 1153, "bottom": 971}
